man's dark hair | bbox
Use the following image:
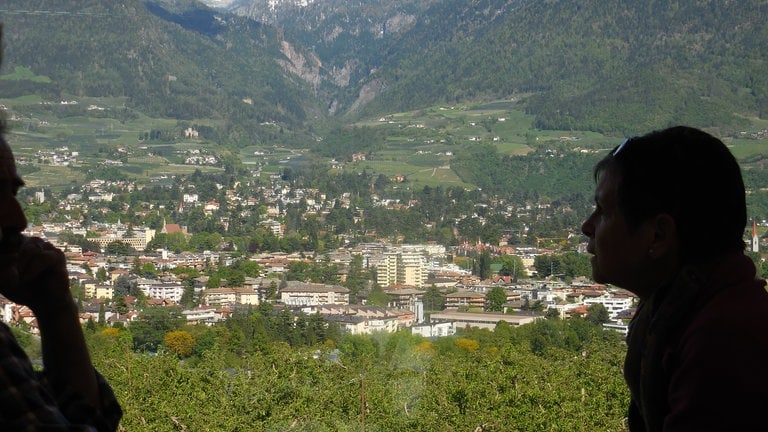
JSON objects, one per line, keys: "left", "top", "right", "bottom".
{"left": 594, "top": 126, "right": 746, "bottom": 264}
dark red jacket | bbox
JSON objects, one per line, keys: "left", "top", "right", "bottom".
{"left": 625, "top": 253, "right": 768, "bottom": 431}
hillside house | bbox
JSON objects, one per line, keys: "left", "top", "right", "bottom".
{"left": 429, "top": 311, "right": 541, "bottom": 330}
{"left": 202, "top": 287, "right": 259, "bottom": 307}
{"left": 182, "top": 306, "right": 220, "bottom": 325}
{"left": 280, "top": 281, "right": 350, "bottom": 307}
{"left": 445, "top": 290, "right": 487, "bottom": 310}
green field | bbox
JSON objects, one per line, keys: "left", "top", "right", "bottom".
{"left": 1, "top": 95, "right": 234, "bottom": 188}
{"left": 4, "top": 95, "right": 768, "bottom": 191}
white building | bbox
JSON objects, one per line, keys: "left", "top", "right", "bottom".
{"left": 201, "top": 287, "right": 259, "bottom": 307}
{"left": 584, "top": 295, "right": 634, "bottom": 320}
{"left": 136, "top": 279, "right": 185, "bottom": 303}
{"left": 428, "top": 311, "right": 541, "bottom": 330}
{"left": 329, "top": 315, "right": 399, "bottom": 335}
{"left": 280, "top": 281, "right": 350, "bottom": 306}
{"left": 144, "top": 283, "right": 185, "bottom": 303}
{"left": 182, "top": 307, "right": 219, "bottom": 325}
{"left": 411, "top": 321, "right": 456, "bottom": 338}
{"left": 183, "top": 193, "right": 199, "bottom": 203}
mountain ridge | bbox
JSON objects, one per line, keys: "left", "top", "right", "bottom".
{"left": 2, "top": 0, "right": 768, "bottom": 142}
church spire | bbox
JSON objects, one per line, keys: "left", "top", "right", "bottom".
{"left": 752, "top": 219, "right": 760, "bottom": 253}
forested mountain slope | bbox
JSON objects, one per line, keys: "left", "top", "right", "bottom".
{"left": 3, "top": 0, "right": 768, "bottom": 138}
{"left": 360, "top": 0, "right": 768, "bottom": 134}
{"left": 218, "top": 0, "right": 768, "bottom": 133}
{"left": 0, "top": 0, "right": 320, "bottom": 143}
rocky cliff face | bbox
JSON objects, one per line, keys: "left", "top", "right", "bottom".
{"left": 214, "top": 0, "right": 436, "bottom": 115}
{"left": 277, "top": 40, "right": 322, "bottom": 87}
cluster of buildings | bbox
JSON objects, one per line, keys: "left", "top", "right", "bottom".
{"left": 1, "top": 220, "right": 639, "bottom": 337}
{"left": 2, "top": 147, "right": 662, "bottom": 338}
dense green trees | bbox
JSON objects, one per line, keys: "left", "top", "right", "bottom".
{"left": 342, "top": 255, "right": 369, "bottom": 304}
{"left": 474, "top": 250, "right": 493, "bottom": 280}
{"left": 2, "top": 0, "right": 315, "bottom": 143}
{"left": 129, "top": 307, "right": 186, "bottom": 352}
{"left": 84, "top": 316, "right": 628, "bottom": 431}
{"left": 486, "top": 286, "right": 508, "bottom": 312}
{"left": 368, "top": 0, "right": 766, "bottom": 134}
{"left": 534, "top": 252, "right": 592, "bottom": 279}
{"left": 163, "top": 330, "right": 196, "bottom": 357}
{"left": 221, "top": 305, "right": 341, "bottom": 353}
{"left": 285, "top": 260, "right": 340, "bottom": 284}
{"left": 422, "top": 285, "right": 447, "bottom": 312}
{"left": 586, "top": 304, "right": 611, "bottom": 326}
{"left": 499, "top": 254, "right": 526, "bottom": 280}
{"left": 106, "top": 240, "right": 136, "bottom": 256}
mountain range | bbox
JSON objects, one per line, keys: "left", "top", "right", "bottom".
{"left": 1, "top": 0, "right": 767, "bottom": 143}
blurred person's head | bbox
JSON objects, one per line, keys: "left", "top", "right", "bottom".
{"left": 581, "top": 126, "right": 746, "bottom": 297}
{"left": 0, "top": 24, "right": 29, "bottom": 256}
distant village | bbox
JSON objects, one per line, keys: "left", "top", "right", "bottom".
{"left": 4, "top": 138, "right": 766, "bottom": 342}
{"left": 5, "top": 217, "right": 639, "bottom": 338}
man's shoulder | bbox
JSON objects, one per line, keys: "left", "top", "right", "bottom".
{"left": 682, "top": 277, "right": 768, "bottom": 347}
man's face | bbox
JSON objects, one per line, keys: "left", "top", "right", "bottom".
{"left": 0, "top": 135, "right": 71, "bottom": 307}
{"left": 0, "top": 136, "right": 27, "bottom": 256}
{"left": 581, "top": 170, "right": 653, "bottom": 296}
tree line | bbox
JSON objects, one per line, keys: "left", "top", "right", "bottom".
{"left": 71, "top": 311, "right": 630, "bottom": 431}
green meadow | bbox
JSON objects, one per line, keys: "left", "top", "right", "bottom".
{"left": 3, "top": 95, "right": 768, "bottom": 191}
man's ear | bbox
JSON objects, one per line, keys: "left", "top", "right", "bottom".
{"left": 648, "top": 213, "right": 678, "bottom": 258}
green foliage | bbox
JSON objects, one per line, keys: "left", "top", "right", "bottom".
{"left": 314, "top": 126, "right": 386, "bottom": 159}
{"left": 586, "top": 304, "right": 611, "bottom": 326}
{"left": 0, "top": 66, "right": 52, "bottom": 83}
{"left": 188, "top": 232, "right": 223, "bottom": 252}
{"left": 366, "top": 285, "right": 391, "bottom": 307}
{"left": 338, "top": 334, "right": 378, "bottom": 361}
{"left": 164, "top": 330, "right": 196, "bottom": 358}
{"left": 452, "top": 143, "right": 597, "bottom": 203}
{"left": 139, "top": 263, "right": 158, "bottom": 278}
{"left": 342, "top": 255, "right": 369, "bottom": 303}
{"left": 58, "top": 231, "right": 100, "bottom": 253}
{"left": 534, "top": 252, "right": 592, "bottom": 279}
{"left": 105, "top": 240, "right": 136, "bottom": 256}
{"left": 130, "top": 307, "right": 186, "bottom": 352}
{"left": 285, "top": 260, "right": 340, "bottom": 284}
{"left": 2, "top": 0, "right": 317, "bottom": 145}
{"left": 90, "top": 318, "right": 628, "bottom": 431}
{"left": 146, "top": 232, "right": 189, "bottom": 253}
{"left": 474, "top": 249, "right": 493, "bottom": 280}
{"left": 95, "top": 266, "right": 108, "bottom": 282}
{"left": 498, "top": 254, "right": 525, "bottom": 280}
{"left": 223, "top": 306, "right": 340, "bottom": 353}
{"left": 98, "top": 303, "right": 106, "bottom": 326}
{"left": 9, "top": 326, "right": 42, "bottom": 361}
{"left": 486, "top": 286, "right": 507, "bottom": 312}
{"left": 422, "top": 285, "right": 446, "bottom": 312}
{"left": 365, "top": 0, "right": 767, "bottom": 133}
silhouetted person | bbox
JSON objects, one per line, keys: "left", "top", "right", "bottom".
{"left": 0, "top": 26, "right": 121, "bottom": 430}
{"left": 582, "top": 126, "right": 768, "bottom": 431}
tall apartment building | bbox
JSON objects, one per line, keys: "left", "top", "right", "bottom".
{"left": 376, "top": 249, "right": 427, "bottom": 288}
{"left": 376, "top": 251, "right": 399, "bottom": 288}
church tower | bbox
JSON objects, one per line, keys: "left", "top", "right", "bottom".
{"left": 752, "top": 219, "right": 760, "bottom": 253}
